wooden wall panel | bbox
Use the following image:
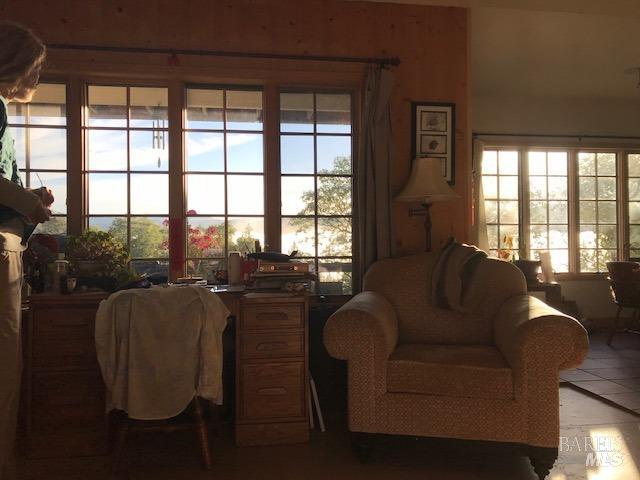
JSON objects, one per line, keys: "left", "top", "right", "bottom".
{"left": 2, "top": 0, "right": 471, "bottom": 255}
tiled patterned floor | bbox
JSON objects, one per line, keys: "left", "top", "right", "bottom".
{"left": 561, "top": 332, "right": 640, "bottom": 415}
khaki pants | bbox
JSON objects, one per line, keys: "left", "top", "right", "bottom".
{"left": 0, "top": 251, "right": 22, "bottom": 480}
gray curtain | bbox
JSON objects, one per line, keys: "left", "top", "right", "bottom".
{"left": 355, "top": 65, "right": 395, "bottom": 291}
{"left": 471, "top": 138, "right": 490, "bottom": 252}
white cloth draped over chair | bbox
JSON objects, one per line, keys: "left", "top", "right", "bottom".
{"left": 95, "top": 285, "right": 229, "bottom": 420}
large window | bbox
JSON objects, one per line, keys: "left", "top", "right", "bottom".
{"left": 8, "top": 83, "right": 67, "bottom": 235}
{"left": 481, "top": 145, "right": 631, "bottom": 274}
{"left": 184, "top": 86, "right": 265, "bottom": 276}
{"left": 84, "top": 85, "right": 169, "bottom": 276}
{"left": 280, "top": 91, "right": 353, "bottom": 294}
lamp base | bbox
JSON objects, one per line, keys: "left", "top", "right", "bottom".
{"left": 408, "top": 201, "right": 433, "bottom": 252}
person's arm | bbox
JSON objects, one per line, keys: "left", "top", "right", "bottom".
{"left": 0, "top": 176, "right": 49, "bottom": 223}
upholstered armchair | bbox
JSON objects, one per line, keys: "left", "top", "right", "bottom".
{"left": 324, "top": 251, "right": 589, "bottom": 480}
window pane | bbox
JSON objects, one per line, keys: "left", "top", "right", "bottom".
{"left": 482, "top": 176, "right": 497, "bottom": 198}
{"left": 36, "top": 216, "right": 67, "bottom": 236}
{"left": 599, "top": 250, "right": 617, "bottom": 271}
{"left": 578, "top": 153, "right": 596, "bottom": 176}
{"left": 580, "top": 249, "right": 597, "bottom": 273}
{"left": 597, "top": 153, "right": 616, "bottom": 176}
{"left": 88, "top": 130, "right": 127, "bottom": 170}
{"left": 187, "top": 259, "right": 224, "bottom": 277}
{"left": 548, "top": 152, "right": 567, "bottom": 175}
{"left": 630, "top": 225, "right": 640, "bottom": 249}
{"left": 227, "top": 133, "right": 263, "bottom": 173}
{"left": 629, "top": 154, "right": 640, "bottom": 177}
{"left": 549, "top": 225, "right": 568, "bottom": 248}
{"left": 227, "top": 175, "right": 264, "bottom": 215}
{"left": 547, "top": 177, "right": 567, "bottom": 200}
{"left": 550, "top": 250, "right": 569, "bottom": 272}
{"left": 281, "top": 135, "right": 314, "bottom": 174}
{"left": 318, "top": 217, "right": 351, "bottom": 256}
{"left": 88, "top": 173, "right": 127, "bottom": 214}
{"left": 530, "top": 225, "right": 548, "bottom": 249}
{"left": 88, "top": 216, "right": 127, "bottom": 246}
{"left": 12, "top": 127, "right": 25, "bottom": 169}
{"left": 580, "top": 201, "right": 596, "bottom": 224}
{"left": 226, "top": 90, "right": 262, "bottom": 131}
{"left": 630, "top": 202, "right": 640, "bottom": 223}
{"left": 499, "top": 176, "right": 518, "bottom": 199}
{"left": 187, "top": 216, "right": 225, "bottom": 257}
{"left": 598, "top": 225, "right": 617, "bottom": 249}
{"left": 528, "top": 151, "right": 546, "bottom": 175}
{"left": 499, "top": 202, "right": 518, "bottom": 226}
{"left": 280, "top": 93, "right": 314, "bottom": 133}
{"left": 529, "top": 177, "right": 546, "bottom": 199}
{"left": 482, "top": 150, "right": 497, "bottom": 175}
{"left": 484, "top": 200, "right": 498, "bottom": 224}
{"left": 530, "top": 201, "right": 547, "bottom": 224}
{"left": 186, "top": 132, "right": 224, "bottom": 172}
{"left": 29, "top": 83, "right": 66, "bottom": 126}
{"left": 629, "top": 178, "right": 640, "bottom": 201}
{"left": 186, "top": 89, "right": 223, "bottom": 129}
{"left": 187, "top": 174, "right": 225, "bottom": 215}
{"left": 548, "top": 201, "right": 567, "bottom": 224}
{"left": 129, "top": 217, "right": 169, "bottom": 258}
{"left": 317, "top": 136, "right": 351, "bottom": 174}
{"left": 487, "top": 225, "right": 498, "bottom": 250}
{"left": 597, "top": 177, "right": 616, "bottom": 200}
{"left": 282, "top": 217, "right": 315, "bottom": 257}
{"left": 131, "top": 260, "right": 169, "bottom": 277}
{"left": 318, "top": 176, "right": 351, "bottom": 216}
{"left": 31, "top": 172, "right": 66, "bottom": 215}
{"left": 579, "top": 177, "right": 596, "bottom": 200}
{"left": 129, "top": 87, "right": 168, "bottom": 128}
{"left": 282, "top": 176, "right": 314, "bottom": 215}
{"left": 130, "top": 174, "right": 168, "bottom": 215}
{"left": 598, "top": 201, "right": 616, "bottom": 224}
{"left": 318, "top": 259, "right": 352, "bottom": 294}
{"left": 498, "top": 151, "right": 518, "bottom": 175}
{"left": 29, "top": 128, "right": 66, "bottom": 169}
{"left": 316, "top": 94, "right": 351, "bottom": 134}
{"left": 228, "top": 217, "right": 264, "bottom": 254}
{"left": 130, "top": 130, "right": 169, "bottom": 171}
{"left": 580, "top": 226, "right": 597, "bottom": 248}
{"left": 88, "top": 86, "right": 127, "bottom": 127}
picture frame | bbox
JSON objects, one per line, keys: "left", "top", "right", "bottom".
{"left": 411, "top": 102, "right": 455, "bottom": 184}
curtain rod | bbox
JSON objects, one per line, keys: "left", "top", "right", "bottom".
{"left": 474, "top": 132, "right": 640, "bottom": 141}
{"left": 47, "top": 43, "right": 401, "bottom": 67}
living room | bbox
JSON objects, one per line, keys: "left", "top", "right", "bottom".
{"left": 0, "top": 1, "right": 639, "bottom": 480}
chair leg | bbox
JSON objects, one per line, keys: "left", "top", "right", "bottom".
{"left": 193, "top": 397, "right": 212, "bottom": 470}
{"left": 112, "top": 419, "right": 129, "bottom": 472}
{"left": 607, "top": 305, "right": 623, "bottom": 346}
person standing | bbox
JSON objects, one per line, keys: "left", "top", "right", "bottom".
{"left": 0, "top": 22, "right": 53, "bottom": 480}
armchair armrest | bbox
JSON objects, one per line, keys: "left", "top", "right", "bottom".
{"left": 494, "top": 295, "right": 589, "bottom": 372}
{"left": 494, "top": 294, "right": 589, "bottom": 448}
{"left": 323, "top": 291, "right": 398, "bottom": 362}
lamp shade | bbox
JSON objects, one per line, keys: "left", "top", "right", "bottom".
{"left": 395, "top": 157, "right": 459, "bottom": 203}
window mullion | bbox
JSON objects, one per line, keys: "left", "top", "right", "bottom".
{"left": 168, "top": 79, "right": 185, "bottom": 281}
{"left": 263, "top": 82, "right": 281, "bottom": 252}
{"left": 67, "top": 77, "right": 84, "bottom": 236}
{"left": 519, "top": 146, "right": 529, "bottom": 260}
{"left": 618, "top": 149, "right": 628, "bottom": 260}
{"left": 568, "top": 148, "right": 579, "bottom": 273}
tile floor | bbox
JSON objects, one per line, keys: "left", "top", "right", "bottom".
{"left": 560, "top": 332, "right": 640, "bottom": 415}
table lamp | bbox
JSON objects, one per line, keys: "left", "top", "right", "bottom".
{"left": 395, "top": 157, "right": 459, "bottom": 252}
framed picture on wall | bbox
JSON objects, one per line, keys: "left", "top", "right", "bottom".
{"left": 411, "top": 102, "right": 455, "bottom": 184}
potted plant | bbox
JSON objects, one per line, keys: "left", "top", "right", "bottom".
{"left": 65, "top": 230, "right": 130, "bottom": 291}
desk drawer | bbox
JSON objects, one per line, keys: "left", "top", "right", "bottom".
{"left": 241, "top": 305, "right": 303, "bottom": 330}
{"left": 240, "top": 332, "right": 304, "bottom": 360}
{"left": 32, "top": 338, "right": 97, "bottom": 369}
{"left": 239, "top": 362, "right": 305, "bottom": 420}
{"left": 33, "top": 308, "right": 96, "bottom": 339}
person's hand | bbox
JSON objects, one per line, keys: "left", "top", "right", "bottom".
{"left": 26, "top": 202, "right": 51, "bottom": 224}
{"left": 32, "top": 187, "right": 54, "bottom": 207}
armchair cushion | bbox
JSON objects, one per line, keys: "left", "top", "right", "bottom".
{"left": 387, "top": 344, "right": 514, "bottom": 400}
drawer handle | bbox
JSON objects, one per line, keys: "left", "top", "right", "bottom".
{"left": 257, "top": 387, "right": 288, "bottom": 396}
{"left": 256, "top": 341, "right": 288, "bottom": 351}
{"left": 255, "top": 312, "right": 288, "bottom": 322}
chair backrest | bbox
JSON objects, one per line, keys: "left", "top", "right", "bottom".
{"left": 606, "top": 261, "right": 640, "bottom": 307}
{"left": 363, "top": 252, "right": 526, "bottom": 345}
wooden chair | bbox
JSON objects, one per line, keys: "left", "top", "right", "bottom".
{"left": 605, "top": 261, "right": 640, "bottom": 345}
{"left": 111, "top": 396, "right": 216, "bottom": 472}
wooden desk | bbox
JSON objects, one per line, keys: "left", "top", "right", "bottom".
{"left": 19, "top": 290, "right": 309, "bottom": 457}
